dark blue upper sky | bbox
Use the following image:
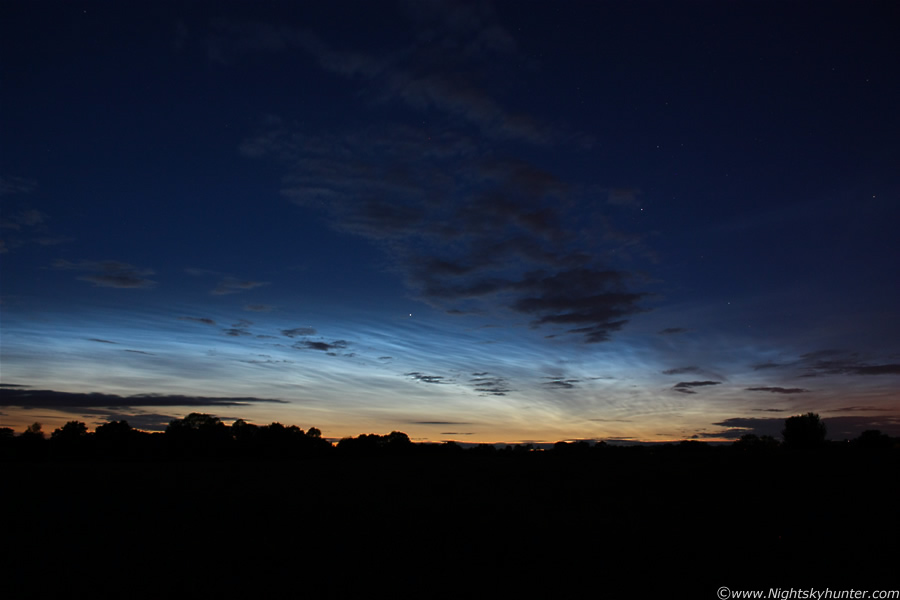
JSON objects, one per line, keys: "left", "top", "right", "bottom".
{"left": 2, "top": 0, "right": 898, "bottom": 442}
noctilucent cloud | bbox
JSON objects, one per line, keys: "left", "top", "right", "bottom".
{"left": 2, "top": 1, "right": 898, "bottom": 443}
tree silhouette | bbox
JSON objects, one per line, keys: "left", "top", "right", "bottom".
{"left": 853, "top": 429, "right": 892, "bottom": 450}
{"left": 21, "top": 422, "right": 44, "bottom": 439}
{"left": 384, "top": 430, "right": 412, "bottom": 450}
{"left": 337, "top": 431, "right": 413, "bottom": 455}
{"left": 167, "top": 413, "right": 225, "bottom": 433}
{"left": 734, "top": 433, "right": 780, "bottom": 451}
{"left": 165, "top": 413, "right": 230, "bottom": 456}
{"left": 782, "top": 412, "right": 827, "bottom": 448}
{"left": 49, "top": 420, "right": 91, "bottom": 457}
{"left": 94, "top": 420, "right": 133, "bottom": 441}
{"left": 52, "top": 420, "right": 88, "bottom": 440}
{"left": 94, "top": 420, "right": 146, "bottom": 457}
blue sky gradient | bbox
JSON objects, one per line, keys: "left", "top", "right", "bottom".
{"left": 2, "top": 0, "right": 898, "bottom": 442}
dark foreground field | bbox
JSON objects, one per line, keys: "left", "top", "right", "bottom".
{"left": 4, "top": 449, "right": 898, "bottom": 597}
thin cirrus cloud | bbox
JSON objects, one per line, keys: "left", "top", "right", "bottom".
{"left": 281, "top": 327, "right": 317, "bottom": 338}
{"left": 222, "top": 319, "right": 255, "bottom": 337}
{"left": 223, "top": 328, "right": 254, "bottom": 337}
{"left": 543, "top": 378, "right": 580, "bottom": 390}
{"left": 469, "top": 372, "right": 512, "bottom": 396}
{"left": 0, "top": 188, "right": 59, "bottom": 253}
{"left": 53, "top": 259, "right": 157, "bottom": 289}
{"left": 752, "top": 350, "right": 900, "bottom": 378}
{"left": 673, "top": 381, "right": 722, "bottom": 394}
{"left": 0, "top": 387, "right": 288, "bottom": 409}
{"left": 293, "top": 339, "right": 350, "bottom": 353}
{"left": 662, "top": 367, "right": 703, "bottom": 375}
{"left": 212, "top": 277, "right": 269, "bottom": 295}
{"left": 0, "top": 175, "right": 37, "bottom": 196}
{"left": 212, "top": 9, "right": 555, "bottom": 145}
{"left": 403, "top": 370, "right": 513, "bottom": 396}
{"left": 226, "top": 8, "right": 645, "bottom": 345}
{"left": 406, "top": 372, "right": 449, "bottom": 385}
{"left": 242, "top": 120, "right": 648, "bottom": 343}
{"left": 0, "top": 208, "right": 45, "bottom": 229}
{"left": 658, "top": 327, "right": 688, "bottom": 335}
{"left": 244, "top": 304, "right": 274, "bottom": 312}
{"left": 803, "top": 361, "right": 900, "bottom": 377}
{"left": 179, "top": 316, "right": 217, "bottom": 326}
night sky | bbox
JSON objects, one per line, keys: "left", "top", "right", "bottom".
{"left": 2, "top": 0, "right": 898, "bottom": 443}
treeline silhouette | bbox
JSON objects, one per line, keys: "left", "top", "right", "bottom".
{"left": 4, "top": 411, "right": 898, "bottom": 596}
{"left": 2, "top": 411, "right": 897, "bottom": 460}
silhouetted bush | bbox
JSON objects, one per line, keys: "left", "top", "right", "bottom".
{"left": 782, "top": 412, "right": 827, "bottom": 449}
{"left": 852, "top": 429, "right": 893, "bottom": 450}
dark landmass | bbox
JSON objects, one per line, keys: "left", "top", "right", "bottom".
{"left": 2, "top": 415, "right": 898, "bottom": 596}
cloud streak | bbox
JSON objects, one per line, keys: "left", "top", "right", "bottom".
{"left": 293, "top": 340, "right": 349, "bottom": 353}
{"left": 54, "top": 260, "right": 156, "bottom": 289}
{"left": 180, "top": 317, "right": 217, "bottom": 326}
{"left": 212, "top": 277, "right": 269, "bottom": 295}
{"left": 753, "top": 351, "right": 900, "bottom": 378}
{"left": 406, "top": 372, "right": 449, "bottom": 385}
{"left": 0, "top": 388, "right": 288, "bottom": 409}
{"left": 673, "top": 381, "right": 721, "bottom": 394}
{"left": 282, "top": 327, "right": 317, "bottom": 338}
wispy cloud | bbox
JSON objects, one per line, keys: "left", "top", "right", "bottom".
{"left": 222, "top": 319, "right": 254, "bottom": 337}
{"left": 243, "top": 121, "right": 648, "bottom": 343}
{"left": 607, "top": 188, "right": 642, "bottom": 207}
{"left": 0, "top": 208, "right": 45, "bottom": 230}
{"left": 179, "top": 316, "right": 217, "bottom": 326}
{"left": 543, "top": 377, "right": 580, "bottom": 390}
{"left": 53, "top": 259, "right": 157, "bottom": 289}
{"left": 709, "top": 417, "right": 783, "bottom": 438}
{"left": 0, "top": 175, "right": 37, "bottom": 196}
{"left": 282, "top": 327, "right": 317, "bottom": 338}
{"left": 662, "top": 366, "right": 702, "bottom": 375}
{"left": 673, "top": 381, "right": 721, "bottom": 394}
{"left": 1, "top": 202, "right": 71, "bottom": 254}
{"left": 826, "top": 406, "right": 893, "bottom": 413}
{"left": 223, "top": 328, "right": 253, "bottom": 337}
{"left": 469, "top": 372, "right": 512, "bottom": 396}
{"left": 229, "top": 9, "right": 643, "bottom": 345}
{"left": 658, "top": 327, "right": 688, "bottom": 335}
{"left": 213, "top": 7, "right": 558, "bottom": 145}
{"left": 212, "top": 277, "right": 269, "bottom": 295}
{"left": 753, "top": 350, "right": 900, "bottom": 377}
{"left": 244, "top": 304, "right": 274, "bottom": 312}
{"left": 293, "top": 340, "right": 349, "bottom": 353}
{"left": 406, "top": 372, "right": 450, "bottom": 384}
{"left": 0, "top": 388, "right": 288, "bottom": 409}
